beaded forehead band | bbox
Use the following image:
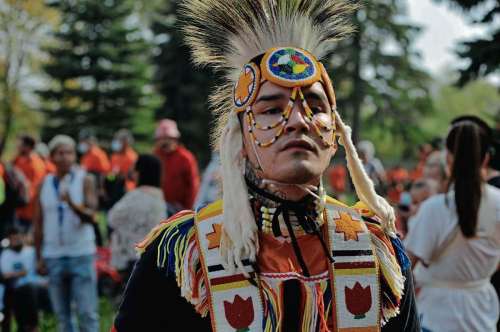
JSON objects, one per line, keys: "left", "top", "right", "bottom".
{"left": 233, "top": 47, "right": 337, "bottom": 148}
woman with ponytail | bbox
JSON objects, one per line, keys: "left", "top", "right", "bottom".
{"left": 405, "top": 115, "right": 500, "bottom": 332}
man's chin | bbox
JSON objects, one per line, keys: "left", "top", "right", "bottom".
{"left": 272, "top": 163, "right": 321, "bottom": 185}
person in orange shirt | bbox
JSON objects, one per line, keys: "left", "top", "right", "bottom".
{"left": 387, "top": 165, "right": 410, "bottom": 204}
{"left": 13, "top": 135, "right": 48, "bottom": 233}
{"left": 78, "top": 129, "right": 111, "bottom": 176}
{"left": 327, "top": 163, "right": 347, "bottom": 198}
{"left": 35, "top": 142, "right": 56, "bottom": 174}
{"left": 110, "top": 129, "right": 138, "bottom": 191}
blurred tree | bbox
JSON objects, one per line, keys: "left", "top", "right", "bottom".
{"left": 435, "top": 0, "right": 500, "bottom": 86}
{"left": 151, "top": 0, "right": 215, "bottom": 166}
{"left": 38, "top": 0, "right": 160, "bottom": 147}
{"left": 423, "top": 78, "right": 500, "bottom": 134}
{"left": 0, "top": 0, "right": 58, "bottom": 157}
{"left": 327, "top": 0, "right": 434, "bottom": 154}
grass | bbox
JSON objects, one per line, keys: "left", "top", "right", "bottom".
{"left": 11, "top": 298, "right": 115, "bottom": 332}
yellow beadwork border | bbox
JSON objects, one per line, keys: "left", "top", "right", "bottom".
{"left": 261, "top": 47, "right": 322, "bottom": 88}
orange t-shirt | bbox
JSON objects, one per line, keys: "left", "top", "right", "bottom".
{"left": 14, "top": 153, "right": 48, "bottom": 221}
{"left": 111, "top": 148, "right": 138, "bottom": 190}
{"left": 81, "top": 145, "right": 111, "bottom": 175}
{"left": 111, "top": 148, "right": 138, "bottom": 176}
{"left": 328, "top": 164, "right": 347, "bottom": 193}
{"left": 44, "top": 160, "right": 57, "bottom": 174}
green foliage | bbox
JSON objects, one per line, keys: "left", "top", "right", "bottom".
{"left": 38, "top": 0, "right": 161, "bottom": 146}
{"left": 151, "top": 0, "right": 216, "bottom": 166}
{"left": 328, "top": 0, "right": 434, "bottom": 157}
{"left": 434, "top": 0, "right": 500, "bottom": 85}
{"left": 0, "top": 0, "right": 57, "bottom": 156}
{"left": 422, "top": 78, "right": 500, "bottom": 134}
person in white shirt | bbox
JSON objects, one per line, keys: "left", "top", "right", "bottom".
{"left": 108, "top": 154, "right": 166, "bottom": 280}
{"left": 33, "top": 135, "right": 99, "bottom": 332}
{"left": 405, "top": 115, "right": 500, "bottom": 332}
{"left": 0, "top": 227, "right": 40, "bottom": 331}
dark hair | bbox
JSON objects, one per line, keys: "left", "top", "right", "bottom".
{"left": 430, "top": 137, "right": 444, "bottom": 151}
{"left": 19, "top": 135, "right": 36, "bottom": 149}
{"left": 135, "top": 154, "right": 162, "bottom": 188}
{"left": 489, "top": 135, "right": 500, "bottom": 171}
{"left": 6, "top": 226, "right": 21, "bottom": 237}
{"left": 446, "top": 116, "right": 492, "bottom": 238}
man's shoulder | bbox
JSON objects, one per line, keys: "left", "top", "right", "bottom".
{"left": 136, "top": 210, "right": 197, "bottom": 254}
{"left": 332, "top": 199, "right": 410, "bottom": 324}
{"left": 136, "top": 200, "right": 223, "bottom": 255}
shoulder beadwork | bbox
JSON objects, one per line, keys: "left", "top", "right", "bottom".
{"left": 350, "top": 200, "right": 408, "bottom": 324}
{"left": 136, "top": 209, "right": 208, "bottom": 316}
{"left": 135, "top": 210, "right": 195, "bottom": 257}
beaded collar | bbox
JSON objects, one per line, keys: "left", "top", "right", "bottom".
{"left": 245, "top": 177, "right": 325, "bottom": 239}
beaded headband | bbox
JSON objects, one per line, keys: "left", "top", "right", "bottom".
{"left": 233, "top": 47, "right": 337, "bottom": 148}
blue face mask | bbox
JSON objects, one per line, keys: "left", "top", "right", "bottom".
{"left": 77, "top": 142, "right": 89, "bottom": 154}
{"left": 111, "top": 140, "right": 123, "bottom": 152}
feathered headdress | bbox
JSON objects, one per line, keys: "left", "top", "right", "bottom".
{"left": 181, "top": 0, "right": 395, "bottom": 272}
{"left": 181, "top": 0, "right": 356, "bottom": 141}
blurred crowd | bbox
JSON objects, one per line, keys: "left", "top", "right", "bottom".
{"left": 0, "top": 118, "right": 220, "bottom": 331}
{"left": 0, "top": 115, "right": 498, "bottom": 331}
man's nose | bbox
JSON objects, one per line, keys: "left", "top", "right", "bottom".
{"left": 284, "top": 102, "right": 310, "bottom": 133}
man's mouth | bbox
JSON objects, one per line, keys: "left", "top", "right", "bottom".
{"left": 281, "top": 139, "right": 316, "bottom": 152}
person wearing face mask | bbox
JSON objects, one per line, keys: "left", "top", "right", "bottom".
{"left": 112, "top": 1, "right": 419, "bottom": 331}
{"left": 103, "top": 130, "right": 138, "bottom": 211}
{"left": 78, "top": 129, "right": 111, "bottom": 178}
{"left": 153, "top": 119, "right": 200, "bottom": 211}
{"left": 13, "top": 135, "right": 48, "bottom": 234}
{"left": 110, "top": 129, "right": 138, "bottom": 192}
{"left": 0, "top": 226, "right": 46, "bottom": 332}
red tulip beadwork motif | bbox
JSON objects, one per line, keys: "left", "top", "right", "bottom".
{"left": 224, "top": 295, "right": 255, "bottom": 332}
{"left": 345, "top": 282, "right": 372, "bottom": 319}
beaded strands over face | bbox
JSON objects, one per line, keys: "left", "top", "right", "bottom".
{"left": 246, "top": 85, "right": 337, "bottom": 149}
{"left": 245, "top": 87, "right": 299, "bottom": 148}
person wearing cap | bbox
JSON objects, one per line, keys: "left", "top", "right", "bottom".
{"left": 154, "top": 119, "right": 200, "bottom": 211}
{"left": 13, "top": 135, "right": 48, "bottom": 233}
{"left": 113, "top": 1, "right": 419, "bottom": 331}
{"left": 78, "top": 129, "right": 111, "bottom": 176}
{"left": 110, "top": 129, "right": 138, "bottom": 192}
{"left": 34, "top": 135, "right": 99, "bottom": 332}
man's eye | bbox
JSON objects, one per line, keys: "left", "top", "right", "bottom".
{"left": 310, "top": 106, "right": 323, "bottom": 114}
{"left": 262, "top": 108, "right": 282, "bottom": 115}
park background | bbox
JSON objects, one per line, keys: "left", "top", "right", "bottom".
{"left": 0, "top": 0, "right": 499, "bottom": 330}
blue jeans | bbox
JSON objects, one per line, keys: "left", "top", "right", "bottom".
{"left": 45, "top": 255, "right": 99, "bottom": 332}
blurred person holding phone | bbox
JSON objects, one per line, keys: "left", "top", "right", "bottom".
{"left": 33, "top": 135, "right": 99, "bottom": 332}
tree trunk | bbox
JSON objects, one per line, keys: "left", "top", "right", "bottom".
{"left": 351, "top": 11, "right": 363, "bottom": 145}
{"left": 0, "top": 97, "right": 14, "bottom": 158}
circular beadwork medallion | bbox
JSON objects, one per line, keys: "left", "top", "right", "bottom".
{"left": 233, "top": 63, "right": 260, "bottom": 112}
{"left": 261, "top": 47, "right": 321, "bottom": 87}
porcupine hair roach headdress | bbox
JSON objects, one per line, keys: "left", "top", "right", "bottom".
{"left": 180, "top": 0, "right": 396, "bottom": 271}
